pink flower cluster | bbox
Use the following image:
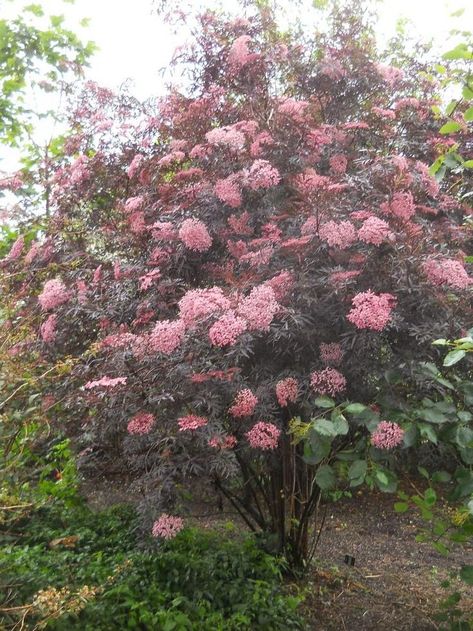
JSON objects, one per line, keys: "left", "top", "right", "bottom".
{"left": 376, "top": 64, "right": 404, "bottom": 86}
{"left": 277, "top": 98, "right": 308, "bottom": 122}
{"left": 380, "top": 191, "right": 416, "bottom": 221}
{"left": 177, "top": 414, "right": 208, "bottom": 431}
{"left": 275, "top": 378, "right": 299, "bottom": 407}
{"left": 152, "top": 514, "right": 184, "bottom": 539}
{"left": 3, "top": 235, "right": 24, "bottom": 262}
{"left": 319, "top": 221, "right": 356, "bottom": 249}
{"left": 127, "top": 412, "right": 155, "bottom": 435}
{"left": 206, "top": 126, "right": 245, "bottom": 151}
{"left": 423, "top": 258, "right": 472, "bottom": 289}
{"left": 250, "top": 131, "right": 273, "bottom": 157}
{"left": 228, "top": 211, "right": 252, "bottom": 235}
{"left": 127, "top": 155, "right": 144, "bottom": 178}
{"left": 38, "top": 279, "right": 70, "bottom": 311}
{"left": 40, "top": 314, "right": 57, "bottom": 343}
{"left": 178, "top": 287, "right": 230, "bottom": 326}
{"left": 238, "top": 285, "right": 279, "bottom": 331}
{"left": 310, "top": 368, "right": 346, "bottom": 396}
{"left": 264, "top": 271, "right": 294, "bottom": 301}
{"left": 228, "top": 35, "right": 253, "bottom": 69}
{"left": 124, "top": 196, "right": 144, "bottom": 213}
{"left": 246, "top": 160, "right": 280, "bottom": 190}
{"left": 358, "top": 217, "right": 393, "bottom": 246}
{"left": 178, "top": 218, "right": 212, "bottom": 252}
{"left": 371, "top": 421, "right": 404, "bottom": 449}
{"left": 149, "top": 320, "right": 185, "bottom": 354}
{"left": 139, "top": 269, "right": 162, "bottom": 291}
{"left": 347, "top": 290, "right": 396, "bottom": 331}
{"left": 208, "top": 434, "right": 237, "bottom": 449}
{"left": 319, "top": 343, "right": 344, "bottom": 366}
{"left": 229, "top": 389, "right": 258, "bottom": 417}
{"left": 246, "top": 422, "right": 281, "bottom": 450}
{"left": 329, "top": 154, "right": 348, "bottom": 175}
{"left": 84, "top": 376, "right": 127, "bottom": 389}
{"left": 295, "top": 168, "right": 331, "bottom": 194}
{"left": 215, "top": 175, "right": 242, "bottom": 208}
{"left": 209, "top": 311, "right": 247, "bottom": 347}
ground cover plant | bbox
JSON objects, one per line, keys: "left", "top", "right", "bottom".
{"left": 1, "top": 0, "right": 472, "bottom": 571}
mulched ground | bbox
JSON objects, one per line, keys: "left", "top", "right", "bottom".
{"left": 80, "top": 475, "right": 473, "bottom": 631}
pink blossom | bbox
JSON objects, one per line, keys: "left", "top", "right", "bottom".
{"left": 178, "top": 287, "right": 230, "bottom": 326}
{"left": 126, "top": 155, "right": 144, "bottom": 178}
{"left": 238, "top": 285, "right": 279, "bottom": 331}
{"left": 149, "top": 320, "right": 185, "bottom": 354}
{"left": 124, "top": 196, "right": 144, "bottom": 213}
{"left": 3, "top": 235, "right": 24, "bottom": 262}
{"left": 209, "top": 311, "right": 247, "bottom": 347}
{"left": 263, "top": 271, "right": 294, "bottom": 301}
{"left": 277, "top": 98, "right": 308, "bottom": 122}
{"left": 178, "top": 218, "right": 212, "bottom": 252}
{"left": 127, "top": 412, "right": 155, "bottom": 435}
{"left": 38, "top": 279, "right": 70, "bottom": 311}
{"left": 101, "top": 332, "right": 137, "bottom": 349}
{"left": 158, "top": 150, "right": 186, "bottom": 168}
{"left": 189, "top": 143, "right": 213, "bottom": 160}
{"left": 228, "top": 35, "right": 253, "bottom": 69}
{"left": 423, "top": 258, "right": 472, "bottom": 289}
{"left": 208, "top": 434, "right": 237, "bottom": 449}
{"left": 250, "top": 131, "right": 273, "bottom": 157}
{"left": 24, "top": 241, "right": 41, "bottom": 265}
{"left": 129, "top": 211, "right": 146, "bottom": 234}
{"left": 320, "top": 343, "right": 344, "bottom": 366}
{"left": 92, "top": 265, "right": 102, "bottom": 284}
{"left": 76, "top": 280, "right": 88, "bottom": 304}
{"left": 376, "top": 64, "right": 404, "bottom": 86}
{"left": 206, "top": 126, "right": 246, "bottom": 151}
{"left": 151, "top": 221, "right": 176, "bottom": 241}
{"left": 152, "top": 514, "right": 184, "bottom": 539}
{"left": 139, "top": 269, "right": 161, "bottom": 290}
{"left": 371, "top": 421, "right": 404, "bottom": 449}
{"left": 358, "top": 217, "right": 394, "bottom": 246}
{"left": 310, "top": 368, "right": 346, "bottom": 396}
{"left": 372, "top": 107, "right": 395, "bottom": 120}
{"left": 415, "top": 161, "right": 440, "bottom": 198}
{"left": 319, "top": 221, "right": 357, "bottom": 249}
{"left": 276, "top": 378, "right": 299, "bottom": 407}
{"left": 394, "top": 97, "right": 420, "bottom": 110}
{"left": 329, "top": 154, "right": 348, "bottom": 175}
{"left": 245, "top": 160, "right": 280, "bottom": 190}
{"left": 301, "top": 216, "right": 318, "bottom": 235}
{"left": 329, "top": 270, "right": 362, "bottom": 284}
{"left": 228, "top": 211, "right": 253, "bottom": 236}
{"left": 295, "top": 168, "right": 331, "bottom": 194}
{"left": 177, "top": 414, "right": 208, "bottom": 431}
{"left": 229, "top": 389, "right": 258, "bottom": 417}
{"left": 239, "top": 246, "right": 274, "bottom": 267}
{"left": 246, "top": 422, "right": 281, "bottom": 450}
{"left": 347, "top": 290, "right": 396, "bottom": 331}
{"left": 215, "top": 175, "right": 242, "bottom": 207}
{"left": 40, "top": 314, "right": 57, "bottom": 343}
{"left": 84, "top": 376, "right": 127, "bottom": 389}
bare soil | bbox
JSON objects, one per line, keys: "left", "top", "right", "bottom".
{"left": 79, "top": 475, "right": 473, "bottom": 631}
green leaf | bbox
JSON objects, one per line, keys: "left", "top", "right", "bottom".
{"left": 459, "top": 565, "right": 473, "bottom": 585}
{"left": 418, "top": 466, "right": 430, "bottom": 480}
{"left": 463, "top": 85, "right": 473, "bottom": 100}
{"left": 304, "top": 434, "right": 331, "bottom": 465}
{"left": 374, "top": 468, "right": 398, "bottom": 493}
{"left": 418, "top": 408, "right": 447, "bottom": 424}
{"left": 348, "top": 459, "right": 367, "bottom": 482}
{"left": 312, "top": 418, "right": 338, "bottom": 437}
{"left": 331, "top": 413, "right": 349, "bottom": 436}
{"left": 456, "top": 427, "right": 473, "bottom": 449}
{"left": 439, "top": 121, "right": 462, "bottom": 135}
{"left": 315, "top": 464, "right": 336, "bottom": 490}
{"left": 431, "top": 470, "right": 452, "bottom": 483}
{"left": 424, "top": 488, "right": 437, "bottom": 506}
{"left": 443, "top": 349, "right": 466, "bottom": 366}
{"left": 463, "top": 160, "right": 473, "bottom": 169}
{"left": 344, "top": 403, "right": 366, "bottom": 414}
{"left": 446, "top": 100, "right": 458, "bottom": 116}
{"left": 313, "top": 396, "right": 335, "bottom": 408}
{"left": 442, "top": 43, "right": 473, "bottom": 60}
{"left": 458, "top": 410, "right": 473, "bottom": 422}
{"left": 464, "top": 107, "right": 473, "bottom": 122}
{"left": 394, "top": 502, "right": 409, "bottom": 513}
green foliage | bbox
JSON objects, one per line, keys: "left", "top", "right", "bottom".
{"left": 1, "top": 504, "right": 304, "bottom": 630}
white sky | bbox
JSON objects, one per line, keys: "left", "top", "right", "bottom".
{"left": 1, "top": 0, "right": 472, "bottom": 173}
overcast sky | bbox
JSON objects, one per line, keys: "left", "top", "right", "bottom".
{"left": 1, "top": 0, "right": 471, "bottom": 174}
